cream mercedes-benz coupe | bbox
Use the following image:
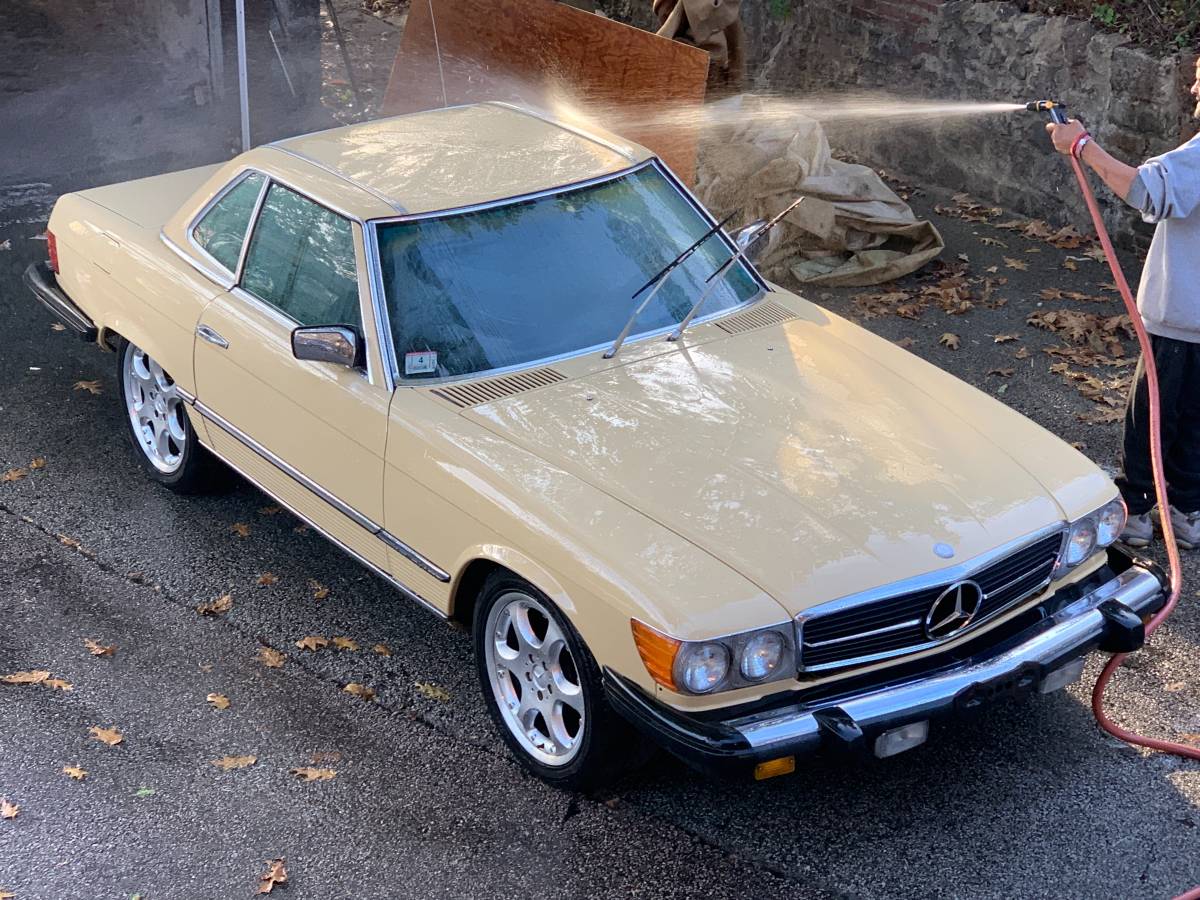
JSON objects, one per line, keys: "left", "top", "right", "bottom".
{"left": 24, "top": 102, "right": 1165, "bottom": 787}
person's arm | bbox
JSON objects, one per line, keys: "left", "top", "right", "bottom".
{"left": 1046, "top": 120, "right": 1139, "bottom": 201}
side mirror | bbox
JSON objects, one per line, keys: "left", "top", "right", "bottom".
{"left": 292, "top": 325, "right": 365, "bottom": 369}
{"left": 733, "top": 219, "right": 768, "bottom": 264}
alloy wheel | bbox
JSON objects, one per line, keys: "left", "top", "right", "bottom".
{"left": 123, "top": 344, "right": 187, "bottom": 474}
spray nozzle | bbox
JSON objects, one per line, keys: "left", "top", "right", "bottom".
{"left": 1026, "top": 100, "right": 1069, "bottom": 124}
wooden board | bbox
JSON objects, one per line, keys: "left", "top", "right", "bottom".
{"left": 381, "top": 0, "right": 709, "bottom": 183}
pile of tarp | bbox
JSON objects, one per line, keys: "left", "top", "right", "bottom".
{"left": 695, "top": 95, "right": 944, "bottom": 287}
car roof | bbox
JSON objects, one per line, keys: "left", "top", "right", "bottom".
{"left": 270, "top": 102, "right": 653, "bottom": 218}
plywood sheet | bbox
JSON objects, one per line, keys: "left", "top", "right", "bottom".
{"left": 382, "top": 0, "right": 709, "bottom": 183}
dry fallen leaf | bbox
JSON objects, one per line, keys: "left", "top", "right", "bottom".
{"left": 43, "top": 678, "right": 72, "bottom": 692}
{"left": 84, "top": 639, "right": 116, "bottom": 657}
{"left": 89, "top": 726, "right": 123, "bottom": 747}
{"left": 2, "top": 670, "right": 50, "bottom": 685}
{"left": 257, "top": 505, "right": 282, "bottom": 516}
{"left": 256, "top": 573, "right": 278, "bottom": 587}
{"left": 0, "top": 799, "right": 18, "bottom": 820}
{"left": 311, "top": 751, "right": 342, "bottom": 765}
{"left": 295, "top": 636, "right": 329, "bottom": 652}
{"left": 1003, "top": 257, "right": 1029, "bottom": 271}
{"left": 28, "top": 457, "right": 46, "bottom": 470}
{"left": 207, "top": 693, "right": 230, "bottom": 710}
{"left": 372, "top": 644, "right": 392, "bottom": 657}
{"left": 1164, "top": 681, "right": 1186, "bottom": 693}
{"left": 993, "top": 334, "right": 1018, "bottom": 344}
{"left": 893, "top": 336, "right": 916, "bottom": 350}
{"left": 343, "top": 683, "right": 376, "bottom": 702}
{"left": 1, "top": 468, "right": 28, "bottom": 484}
{"left": 414, "top": 682, "right": 451, "bottom": 702}
{"left": 938, "top": 333, "right": 961, "bottom": 351}
{"left": 0, "top": 890, "right": 14, "bottom": 899}
{"left": 63, "top": 766, "right": 87, "bottom": 781}
{"left": 258, "top": 858, "right": 288, "bottom": 894}
{"left": 289, "top": 767, "right": 336, "bottom": 782}
{"left": 1063, "top": 258, "right": 1078, "bottom": 272}
{"left": 212, "top": 755, "right": 257, "bottom": 771}
{"left": 230, "top": 523, "right": 251, "bottom": 539}
{"left": 258, "top": 646, "right": 285, "bottom": 669}
{"left": 980, "top": 236, "right": 1007, "bottom": 248}
{"left": 57, "top": 534, "right": 81, "bottom": 550}
{"left": 1014, "top": 347, "right": 1031, "bottom": 360}
{"left": 196, "top": 594, "right": 233, "bottom": 617}
{"left": 73, "top": 380, "right": 102, "bottom": 396}
{"left": 987, "top": 368, "right": 1015, "bottom": 378}
{"left": 332, "top": 637, "right": 359, "bottom": 652}
{"left": 310, "top": 581, "right": 330, "bottom": 601}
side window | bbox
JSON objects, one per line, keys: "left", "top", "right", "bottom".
{"left": 240, "top": 183, "right": 361, "bottom": 329}
{"left": 192, "top": 172, "right": 266, "bottom": 273}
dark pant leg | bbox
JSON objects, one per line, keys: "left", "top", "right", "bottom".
{"left": 1116, "top": 334, "right": 1189, "bottom": 515}
{"left": 1161, "top": 339, "right": 1200, "bottom": 513}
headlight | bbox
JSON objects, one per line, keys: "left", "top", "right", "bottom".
{"left": 740, "top": 631, "right": 785, "bottom": 681}
{"left": 677, "top": 642, "right": 730, "bottom": 694}
{"left": 1095, "top": 498, "right": 1127, "bottom": 547}
{"left": 632, "top": 620, "right": 795, "bottom": 695}
{"left": 1064, "top": 517, "right": 1098, "bottom": 567}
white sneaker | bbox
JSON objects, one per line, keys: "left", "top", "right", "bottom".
{"left": 1120, "top": 510, "right": 1153, "bottom": 548}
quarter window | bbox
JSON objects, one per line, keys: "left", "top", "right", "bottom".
{"left": 241, "top": 183, "right": 361, "bottom": 328}
{"left": 192, "top": 172, "right": 266, "bottom": 273}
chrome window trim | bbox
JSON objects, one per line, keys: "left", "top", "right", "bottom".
{"left": 795, "top": 523, "right": 1070, "bottom": 674}
{"left": 197, "top": 412, "right": 447, "bottom": 619}
{"left": 232, "top": 175, "right": 271, "bottom": 284}
{"left": 269, "top": 144, "right": 406, "bottom": 214}
{"left": 186, "top": 169, "right": 268, "bottom": 281}
{"left": 160, "top": 231, "right": 234, "bottom": 290}
{"left": 363, "top": 223, "right": 398, "bottom": 391}
{"left": 195, "top": 398, "right": 450, "bottom": 584}
{"left": 368, "top": 159, "right": 766, "bottom": 387}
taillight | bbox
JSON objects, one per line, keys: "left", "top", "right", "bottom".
{"left": 46, "top": 230, "right": 60, "bottom": 274}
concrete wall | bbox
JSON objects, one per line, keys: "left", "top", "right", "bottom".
{"left": 600, "top": 0, "right": 1197, "bottom": 247}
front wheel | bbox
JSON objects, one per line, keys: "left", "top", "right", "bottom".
{"left": 473, "top": 572, "right": 649, "bottom": 790}
{"left": 116, "top": 338, "right": 223, "bottom": 494}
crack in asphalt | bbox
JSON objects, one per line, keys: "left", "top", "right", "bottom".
{"left": 0, "top": 496, "right": 814, "bottom": 892}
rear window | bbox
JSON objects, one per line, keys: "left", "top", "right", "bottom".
{"left": 192, "top": 172, "right": 266, "bottom": 273}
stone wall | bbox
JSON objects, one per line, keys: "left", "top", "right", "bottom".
{"left": 598, "top": 0, "right": 1197, "bottom": 247}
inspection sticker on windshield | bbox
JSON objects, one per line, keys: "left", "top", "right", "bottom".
{"left": 405, "top": 351, "right": 438, "bottom": 376}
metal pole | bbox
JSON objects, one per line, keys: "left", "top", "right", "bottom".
{"left": 236, "top": 0, "right": 251, "bottom": 152}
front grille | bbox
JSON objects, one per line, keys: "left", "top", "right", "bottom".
{"left": 798, "top": 531, "right": 1065, "bottom": 672}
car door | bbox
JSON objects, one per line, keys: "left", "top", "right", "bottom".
{"left": 192, "top": 178, "right": 393, "bottom": 571}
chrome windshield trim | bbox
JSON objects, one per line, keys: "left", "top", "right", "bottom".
{"left": 795, "top": 524, "right": 1069, "bottom": 674}
{"left": 378, "top": 531, "right": 451, "bottom": 583}
{"left": 364, "top": 222, "right": 399, "bottom": 389}
{"left": 195, "top": 399, "right": 381, "bottom": 533}
{"left": 203, "top": 422, "right": 447, "bottom": 620}
{"left": 370, "top": 160, "right": 765, "bottom": 387}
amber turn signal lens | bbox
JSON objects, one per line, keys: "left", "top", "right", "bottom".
{"left": 631, "top": 619, "right": 681, "bottom": 691}
{"left": 753, "top": 756, "right": 796, "bottom": 781}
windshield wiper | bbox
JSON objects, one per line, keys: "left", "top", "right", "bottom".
{"left": 668, "top": 196, "right": 804, "bottom": 343}
{"left": 604, "top": 211, "right": 737, "bottom": 360}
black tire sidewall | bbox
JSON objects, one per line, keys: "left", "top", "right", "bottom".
{"left": 473, "top": 572, "right": 616, "bottom": 790}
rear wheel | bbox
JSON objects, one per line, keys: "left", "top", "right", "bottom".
{"left": 473, "top": 571, "right": 648, "bottom": 789}
{"left": 116, "top": 338, "right": 223, "bottom": 493}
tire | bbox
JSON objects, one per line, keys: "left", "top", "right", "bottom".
{"left": 473, "top": 571, "right": 649, "bottom": 790}
{"left": 115, "top": 338, "right": 224, "bottom": 494}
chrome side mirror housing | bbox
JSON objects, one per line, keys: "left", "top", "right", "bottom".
{"left": 291, "top": 325, "right": 364, "bottom": 369}
{"left": 733, "top": 219, "right": 768, "bottom": 264}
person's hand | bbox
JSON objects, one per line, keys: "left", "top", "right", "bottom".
{"left": 1046, "top": 119, "right": 1087, "bottom": 155}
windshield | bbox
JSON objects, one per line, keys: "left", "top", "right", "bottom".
{"left": 375, "top": 164, "right": 761, "bottom": 380}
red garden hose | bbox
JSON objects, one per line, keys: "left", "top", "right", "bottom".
{"left": 1061, "top": 153, "right": 1200, "bottom": 900}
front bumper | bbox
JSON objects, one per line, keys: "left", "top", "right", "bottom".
{"left": 605, "top": 547, "right": 1167, "bottom": 776}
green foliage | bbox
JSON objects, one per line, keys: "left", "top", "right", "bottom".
{"left": 769, "top": 0, "right": 792, "bottom": 19}
{"left": 1021, "top": 1, "right": 1199, "bottom": 53}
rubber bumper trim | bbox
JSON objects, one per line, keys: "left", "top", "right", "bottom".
{"left": 23, "top": 262, "right": 96, "bottom": 341}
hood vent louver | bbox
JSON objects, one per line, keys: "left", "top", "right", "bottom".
{"left": 714, "top": 300, "right": 796, "bottom": 335}
{"left": 430, "top": 367, "right": 567, "bottom": 408}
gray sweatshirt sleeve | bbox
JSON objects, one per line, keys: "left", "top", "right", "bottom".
{"left": 1132, "top": 135, "right": 1200, "bottom": 223}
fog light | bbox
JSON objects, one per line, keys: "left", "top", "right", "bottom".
{"left": 873, "top": 720, "right": 929, "bottom": 758}
{"left": 753, "top": 756, "right": 796, "bottom": 780}
{"left": 1039, "top": 657, "right": 1086, "bottom": 694}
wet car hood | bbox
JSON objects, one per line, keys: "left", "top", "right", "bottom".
{"left": 465, "top": 308, "right": 1106, "bottom": 616}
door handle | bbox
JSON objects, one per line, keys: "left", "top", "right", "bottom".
{"left": 196, "top": 325, "right": 229, "bottom": 349}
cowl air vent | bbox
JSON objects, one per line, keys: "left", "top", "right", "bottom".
{"left": 430, "top": 367, "right": 567, "bottom": 408}
{"left": 713, "top": 300, "right": 796, "bottom": 335}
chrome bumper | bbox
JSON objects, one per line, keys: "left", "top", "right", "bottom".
{"left": 731, "top": 564, "right": 1162, "bottom": 752}
{"left": 603, "top": 555, "right": 1166, "bottom": 773}
{"left": 23, "top": 262, "right": 97, "bottom": 341}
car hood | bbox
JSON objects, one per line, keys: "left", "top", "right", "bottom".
{"left": 464, "top": 308, "right": 1104, "bottom": 616}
